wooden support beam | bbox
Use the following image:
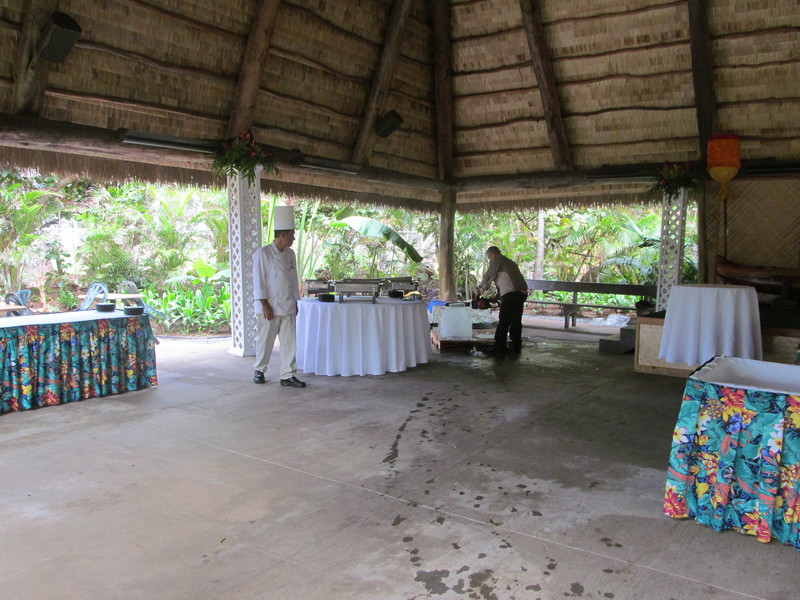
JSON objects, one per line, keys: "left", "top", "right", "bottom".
{"left": 351, "top": 0, "right": 413, "bottom": 165}
{"left": 0, "top": 113, "right": 212, "bottom": 169}
{"left": 688, "top": 0, "right": 717, "bottom": 158}
{"left": 11, "top": 0, "right": 59, "bottom": 115}
{"left": 438, "top": 188, "right": 457, "bottom": 301}
{"left": 226, "top": 0, "right": 282, "bottom": 138}
{"left": 4, "top": 116, "right": 796, "bottom": 198}
{"left": 431, "top": 0, "right": 454, "bottom": 182}
{"left": 519, "top": 0, "right": 573, "bottom": 171}
{"left": 0, "top": 113, "right": 302, "bottom": 171}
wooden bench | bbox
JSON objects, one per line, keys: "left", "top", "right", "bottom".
{"left": 524, "top": 279, "right": 657, "bottom": 329}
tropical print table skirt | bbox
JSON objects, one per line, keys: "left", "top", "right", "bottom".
{"left": 0, "top": 315, "right": 157, "bottom": 413}
{"left": 664, "top": 377, "right": 800, "bottom": 549}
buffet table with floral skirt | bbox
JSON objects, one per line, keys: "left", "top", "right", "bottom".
{"left": 664, "top": 356, "right": 800, "bottom": 549}
{"left": 0, "top": 310, "right": 158, "bottom": 414}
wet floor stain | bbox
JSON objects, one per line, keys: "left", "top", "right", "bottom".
{"left": 569, "top": 582, "right": 585, "bottom": 596}
{"left": 414, "top": 569, "right": 450, "bottom": 595}
{"left": 382, "top": 414, "right": 413, "bottom": 466}
{"left": 600, "top": 537, "right": 623, "bottom": 548}
{"left": 469, "top": 569, "right": 498, "bottom": 600}
{"left": 413, "top": 568, "right": 501, "bottom": 599}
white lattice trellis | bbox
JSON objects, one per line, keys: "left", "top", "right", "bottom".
{"left": 656, "top": 188, "right": 688, "bottom": 311}
{"left": 227, "top": 169, "right": 262, "bottom": 357}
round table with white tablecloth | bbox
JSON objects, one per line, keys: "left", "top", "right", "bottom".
{"left": 296, "top": 297, "right": 431, "bottom": 376}
{"left": 658, "top": 284, "right": 763, "bottom": 366}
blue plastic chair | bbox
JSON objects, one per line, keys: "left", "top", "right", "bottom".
{"left": 76, "top": 281, "right": 108, "bottom": 311}
{"left": 16, "top": 289, "right": 31, "bottom": 306}
{"left": 5, "top": 291, "right": 33, "bottom": 316}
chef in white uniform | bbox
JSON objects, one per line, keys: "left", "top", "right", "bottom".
{"left": 252, "top": 205, "right": 306, "bottom": 388}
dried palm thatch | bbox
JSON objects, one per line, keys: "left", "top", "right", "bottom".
{"left": 0, "top": 0, "right": 796, "bottom": 210}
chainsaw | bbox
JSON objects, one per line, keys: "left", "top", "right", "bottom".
{"left": 471, "top": 293, "right": 500, "bottom": 310}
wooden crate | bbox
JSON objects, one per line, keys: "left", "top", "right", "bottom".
{"left": 634, "top": 316, "right": 800, "bottom": 378}
{"left": 430, "top": 329, "right": 511, "bottom": 352}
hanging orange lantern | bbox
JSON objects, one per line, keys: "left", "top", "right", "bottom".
{"left": 707, "top": 134, "right": 740, "bottom": 203}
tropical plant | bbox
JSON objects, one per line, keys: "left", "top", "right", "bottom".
{"left": 331, "top": 207, "right": 423, "bottom": 263}
{"left": 56, "top": 279, "right": 78, "bottom": 311}
{"left": 195, "top": 189, "right": 229, "bottom": 267}
{"left": 144, "top": 258, "right": 231, "bottom": 333}
{"left": 0, "top": 170, "right": 66, "bottom": 291}
{"left": 77, "top": 229, "right": 141, "bottom": 286}
{"left": 598, "top": 207, "right": 699, "bottom": 285}
{"left": 295, "top": 198, "right": 323, "bottom": 281}
{"left": 451, "top": 213, "right": 486, "bottom": 296}
{"left": 138, "top": 186, "right": 204, "bottom": 284}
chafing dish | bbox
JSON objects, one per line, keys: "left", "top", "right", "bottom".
{"left": 383, "top": 277, "right": 419, "bottom": 293}
{"left": 332, "top": 279, "right": 383, "bottom": 303}
{"left": 304, "top": 279, "right": 332, "bottom": 295}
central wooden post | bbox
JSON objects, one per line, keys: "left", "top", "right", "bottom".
{"left": 438, "top": 188, "right": 457, "bottom": 301}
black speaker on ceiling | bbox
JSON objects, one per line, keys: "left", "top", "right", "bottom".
{"left": 374, "top": 110, "right": 403, "bottom": 138}
{"left": 37, "top": 12, "right": 82, "bottom": 63}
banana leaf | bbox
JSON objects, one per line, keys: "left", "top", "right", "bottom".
{"left": 332, "top": 207, "right": 422, "bottom": 263}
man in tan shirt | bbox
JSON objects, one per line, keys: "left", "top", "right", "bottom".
{"left": 476, "top": 246, "right": 528, "bottom": 355}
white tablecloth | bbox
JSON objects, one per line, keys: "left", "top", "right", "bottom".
{"left": 296, "top": 297, "right": 431, "bottom": 376}
{"left": 659, "top": 284, "right": 763, "bottom": 365}
{"left": 0, "top": 309, "right": 133, "bottom": 328}
{"left": 691, "top": 356, "right": 799, "bottom": 395}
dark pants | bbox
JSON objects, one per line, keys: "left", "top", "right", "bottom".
{"left": 494, "top": 291, "right": 527, "bottom": 352}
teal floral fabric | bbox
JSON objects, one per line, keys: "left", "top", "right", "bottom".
{"left": 1, "top": 315, "right": 157, "bottom": 413}
{"left": 665, "top": 377, "right": 800, "bottom": 549}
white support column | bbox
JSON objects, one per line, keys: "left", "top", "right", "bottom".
{"left": 227, "top": 168, "right": 262, "bottom": 357}
{"left": 656, "top": 187, "right": 688, "bottom": 311}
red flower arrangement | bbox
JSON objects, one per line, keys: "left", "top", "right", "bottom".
{"left": 212, "top": 130, "right": 278, "bottom": 186}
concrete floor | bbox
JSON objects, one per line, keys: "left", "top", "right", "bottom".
{"left": 2, "top": 319, "right": 799, "bottom": 600}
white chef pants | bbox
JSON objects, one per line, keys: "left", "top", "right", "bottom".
{"left": 253, "top": 312, "right": 297, "bottom": 380}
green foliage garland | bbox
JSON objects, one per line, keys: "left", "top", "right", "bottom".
{"left": 212, "top": 131, "right": 278, "bottom": 186}
{"left": 647, "top": 161, "right": 700, "bottom": 200}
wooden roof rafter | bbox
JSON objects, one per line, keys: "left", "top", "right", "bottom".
{"left": 351, "top": 0, "right": 414, "bottom": 166}
{"left": 687, "top": 0, "right": 717, "bottom": 158}
{"left": 10, "top": 0, "right": 58, "bottom": 115}
{"left": 225, "top": 0, "right": 282, "bottom": 138}
{"left": 518, "top": 0, "right": 573, "bottom": 171}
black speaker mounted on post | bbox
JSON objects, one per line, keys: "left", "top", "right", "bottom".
{"left": 374, "top": 110, "right": 403, "bottom": 138}
{"left": 37, "top": 12, "right": 82, "bottom": 63}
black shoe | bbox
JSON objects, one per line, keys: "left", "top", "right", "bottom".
{"left": 280, "top": 376, "right": 306, "bottom": 388}
{"left": 253, "top": 370, "right": 265, "bottom": 384}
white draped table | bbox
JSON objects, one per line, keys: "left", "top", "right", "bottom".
{"left": 659, "top": 284, "right": 762, "bottom": 366}
{"left": 296, "top": 297, "right": 431, "bottom": 376}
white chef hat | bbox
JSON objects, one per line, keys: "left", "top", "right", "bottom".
{"left": 273, "top": 205, "right": 295, "bottom": 230}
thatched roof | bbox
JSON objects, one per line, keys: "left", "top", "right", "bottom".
{"left": 1, "top": 0, "right": 798, "bottom": 210}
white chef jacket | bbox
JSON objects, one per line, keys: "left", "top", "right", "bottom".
{"left": 252, "top": 242, "right": 300, "bottom": 316}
